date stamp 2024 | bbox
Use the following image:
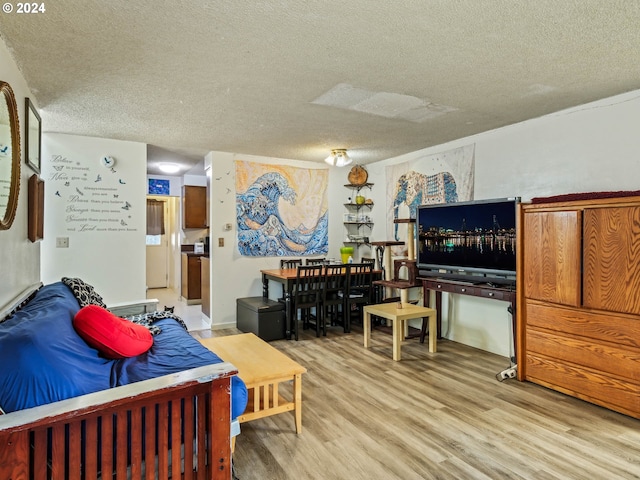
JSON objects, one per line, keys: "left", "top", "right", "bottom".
{"left": 2, "top": 2, "right": 46, "bottom": 14}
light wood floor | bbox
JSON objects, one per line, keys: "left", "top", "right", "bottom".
{"left": 193, "top": 326, "right": 640, "bottom": 480}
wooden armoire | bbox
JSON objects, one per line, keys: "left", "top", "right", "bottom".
{"left": 517, "top": 195, "right": 640, "bottom": 418}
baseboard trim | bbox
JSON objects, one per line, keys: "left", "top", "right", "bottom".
{"left": 211, "top": 321, "right": 236, "bottom": 331}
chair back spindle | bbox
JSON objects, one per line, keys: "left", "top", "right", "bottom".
{"left": 305, "top": 258, "right": 326, "bottom": 265}
{"left": 343, "top": 263, "right": 374, "bottom": 332}
{"left": 280, "top": 259, "right": 302, "bottom": 269}
{"left": 293, "top": 265, "right": 324, "bottom": 337}
{"left": 323, "top": 265, "right": 346, "bottom": 331}
{"left": 279, "top": 259, "right": 303, "bottom": 300}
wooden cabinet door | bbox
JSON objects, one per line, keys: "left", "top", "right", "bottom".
{"left": 523, "top": 210, "right": 581, "bottom": 306}
{"left": 181, "top": 254, "right": 202, "bottom": 300}
{"left": 182, "top": 186, "right": 207, "bottom": 228}
{"left": 201, "top": 256, "right": 210, "bottom": 317}
{"left": 181, "top": 253, "right": 189, "bottom": 298}
{"left": 583, "top": 206, "right": 640, "bottom": 314}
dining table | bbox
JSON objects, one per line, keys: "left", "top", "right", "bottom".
{"left": 260, "top": 266, "right": 382, "bottom": 340}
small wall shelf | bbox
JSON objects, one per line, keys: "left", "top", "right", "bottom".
{"left": 344, "top": 183, "right": 373, "bottom": 190}
{"left": 344, "top": 202, "right": 374, "bottom": 208}
{"left": 344, "top": 184, "right": 374, "bottom": 250}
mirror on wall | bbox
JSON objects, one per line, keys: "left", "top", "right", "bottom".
{"left": 0, "top": 81, "right": 20, "bottom": 230}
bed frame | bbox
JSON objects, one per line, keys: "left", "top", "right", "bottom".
{"left": 0, "top": 283, "right": 237, "bottom": 479}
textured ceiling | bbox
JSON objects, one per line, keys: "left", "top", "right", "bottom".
{"left": 1, "top": 1, "right": 640, "bottom": 175}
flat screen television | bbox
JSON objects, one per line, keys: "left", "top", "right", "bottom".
{"left": 416, "top": 197, "right": 519, "bottom": 282}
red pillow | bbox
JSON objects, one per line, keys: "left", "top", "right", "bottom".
{"left": 73, "top": 305, "right": 153, "bottom": 359}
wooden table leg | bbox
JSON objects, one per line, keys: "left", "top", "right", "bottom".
{"left": 428, "top": 312, "right": 437, "bottom": 353}
{"left": 392, "top": 317, "right": 402, "bottom": 361}
{"left": 363, "top": 310, "right": 371, "bottom": 349}
{"left": 262, "top": 273, "right": 269, "bottom": 298}
{"left": 293, "top": 373, "right": 303, "bottom": 433}
{"left": 435, "top": 290, "right": 442, "bottom": 338}
{"left": 285, "top": 284, "right": 297, "bottom": 341}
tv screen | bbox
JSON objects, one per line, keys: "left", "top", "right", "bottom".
{"left": 417, "top": 198, "right": 518, "bottom": 278}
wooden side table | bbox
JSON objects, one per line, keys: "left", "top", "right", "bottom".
{"left": 363, "top": 303, "right": 437, "bottom": 361}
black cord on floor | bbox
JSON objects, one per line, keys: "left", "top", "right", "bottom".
{"left": 232, "top": 458, "right": 240, "bottom": 480}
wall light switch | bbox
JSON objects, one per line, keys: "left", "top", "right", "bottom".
{"left": 56, "top": 237, "right": 69, "bottom": 248}
{"left": 218, "top": 237, "right": 224, "bottom": 247}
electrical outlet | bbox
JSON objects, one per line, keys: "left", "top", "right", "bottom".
{"left": 496, "top": 366, "right": 517, "bottom": 382}
{"left": 218, "top": 237, "right": 224, "bottom": 247}
{"left": 56, "top": 237, "right": 69, "bottom": 248}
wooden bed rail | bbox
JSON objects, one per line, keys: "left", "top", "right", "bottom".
{"left": 0, "top": 362, "right": 237, "bottom": 480}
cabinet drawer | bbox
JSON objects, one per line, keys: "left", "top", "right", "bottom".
{"left": 527, "top": 328, "right": 640, "bottom": 381}
{"left": 427, "top": 282, "right": 474, "bottom": 294}
{"left": 478, "top": 288, "right": 506, "bottom": 300}
{"left": 453, "top": 284, "right": 476, "bottom": 295}
{"left": 525, "top": 353, "right": 640, "bottom": 418}
{"left": 524, "top": 300, "right": 640, "bottom": 349}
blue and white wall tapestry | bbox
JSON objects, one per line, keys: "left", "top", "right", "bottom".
{"left": 386, "top": 144, "right": 475, "bottom": 255}
{"left": 235, "top": 161, "right": 329, "bottom": 257}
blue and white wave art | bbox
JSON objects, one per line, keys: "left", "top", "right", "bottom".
{"left": 236, "top": 172, "right": 328, "bottom": 257}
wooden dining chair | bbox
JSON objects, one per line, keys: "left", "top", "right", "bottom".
{"left": 280, "top": 259, "right": 302, "bottom": 269}
{"left": 305, "top": 258, "right": 326, "bottom": 265}
{"left": 322, "top": 265, "right": 346, "bottom": 332}
{"left": 342, "top": 263, "right": 374, "bottom": 333}
{"left": 293, "top": 265, "right": 324, "bottom": 338}
{"left": 279, "top": 259, "right": 302, "bottom": 299}
{"left": 360, "top": 257, "right": 382, "bottom": 303}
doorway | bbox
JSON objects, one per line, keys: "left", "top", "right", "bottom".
{"left": 146, "top": 195, "right": 182, "bottom": 290}
{"left": 146, "top": 197, "right": 169, "bottom": 288}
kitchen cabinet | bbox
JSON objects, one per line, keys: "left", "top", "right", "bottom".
{"left": 181, "top": 253, "right": 202, "bottom": 304}
{"left": 182, "top": 185, "right": 207, "bottom": 229}
{"left": 201, "top": 256, "right": 210, "bottom": 318}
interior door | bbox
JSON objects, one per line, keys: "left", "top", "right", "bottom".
{"left": 146, "top": 199, "right": 169, "bottom": 288}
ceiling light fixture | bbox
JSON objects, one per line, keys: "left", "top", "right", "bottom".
{"left": 158, "top": 163, "right": 180, "bottom": 174}
{"left": 324, "top": 149, "right": 352, "bottom": 167}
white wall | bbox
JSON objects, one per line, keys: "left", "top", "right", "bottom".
{"left": 367, "top": 89, "right": 640, "bottom": 357}
{"left": 0, "top": 37, "right": 40, "bottom": 307}
{"left": 41, "top": 133, "right": 147, "bottom": 304}
{"left": 206, "top": 89, "right": 640, "bottom": 357}
{"left": 207, "top": 152, "right": 336, "bottom": 328}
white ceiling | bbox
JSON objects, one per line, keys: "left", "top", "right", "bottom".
{"left": 1, "top": 1, "right": 640, "bottom": 175}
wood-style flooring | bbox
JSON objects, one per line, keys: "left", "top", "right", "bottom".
{"left": 192, "top": 326, "right": 640, "bottom": 480}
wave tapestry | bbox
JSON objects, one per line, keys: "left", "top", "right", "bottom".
{"left": 386, "top": 144, "right": 475, "bottom": 256}
{"left": 235, "top": 161, "right": 329, "bottom": 257}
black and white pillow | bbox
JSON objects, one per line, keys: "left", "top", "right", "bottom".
{"left": 61, "top": 277, "right": 107, "bottom": 309}
{"left": 124, "top": 311, "right": 188, "bottom": 335}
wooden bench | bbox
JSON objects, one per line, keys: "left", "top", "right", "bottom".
{"left": 200, "top": 333, "right": 307, "bottom": 434}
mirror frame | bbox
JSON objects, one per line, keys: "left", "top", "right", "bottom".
{"left": 0, "top": 81, "right": 21, "bottom": 230}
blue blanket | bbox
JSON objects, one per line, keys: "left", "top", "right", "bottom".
{"left": 0, "top": 282, "right": 247, "bottom": 419}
